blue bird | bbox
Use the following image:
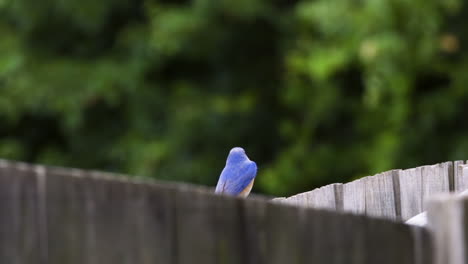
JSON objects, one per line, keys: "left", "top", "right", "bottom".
{"left": 215, "top": 147, "right": 257, "bottom": 197}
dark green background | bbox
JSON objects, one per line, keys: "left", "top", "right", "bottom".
{"left": 0, "top": 0, "right": 467, "bottom": 196}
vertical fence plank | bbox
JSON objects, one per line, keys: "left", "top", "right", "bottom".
{"left": 303, "top": 208, "right": 419, "bottom": 264}
{"left": 364, "top": 217, "right": 415, "bottom": 264}
{"left": 303, "top": 209, "right": 351, "bottom": 264}
{"left": 244, "top": 198, "right": 268, "bottom": 264}
{"left": 399, "top": 167, "right": 423, "bottom": 221}
{"left": 454, "top": 163, "right": 468, "bottom": 192}
{"left": 46, "top": 168, "right": 88, "bottom": 264}
{"left": 342, "top": 178, "right": 366, "bottom": 214}
{"left": 335, "top": 211, "right": 366, "bottom": 264}
{"left": 139, "top": 183, "right": 177, "bottom": 264}
{"left": 175, "top": 187, "right": 217, "bottom": 264}
{"left": 279, "top": 183, "right": 341, "bottom": 210}
{"left": 364, "top": 170, "right": 398, "bottom": 219}
{"left": 410, "top": 226, "right": 434, "bottom": 264}
{"left": 0, "top": 162, "right": 41, "bottom": 264}
{"left": 428, "top": 194, "right": 466, "bottom": 264}
{"left": 211, "top": 195, "right": 245, "bottom": 264}
{"left": 176, "top": 188, "right": 246, "bottom": 264}
{"left": 265, "top": 203, "right": 304, "bottom": 264}
{"left": 422, "top": 163, "right": 451, "bottom": 211}
{"left": 80, "top": 174, "right": 142, "bottom": 264}
{"left": 310, "top": 184, "right": 341, "bottom": 209}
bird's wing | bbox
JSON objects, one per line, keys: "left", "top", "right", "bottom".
{"left": 216, "top": 161, "right": 257, "bottom": 195}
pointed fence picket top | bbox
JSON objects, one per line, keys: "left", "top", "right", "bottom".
{"left": 2, "top": 159, "right": 468, "bottom": 264}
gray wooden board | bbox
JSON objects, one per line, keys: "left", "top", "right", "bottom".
{"left": 455, "top": 163, "right": 468, "bottom": 192}
{"left": 77, "top": 173, "right": 143, "bottom": 264}
{"left": 94, "top": 174, "right": 143, "bottom": 264}
{"left": 280, "top": 183, "right": 342, "bottom": 210}
{"left": 139, "top": 182, "right": 177, "bottom": 264}
{"left": 428, "top": 194, "right": 466, "bottom": 264}
{"left": 342, "top": 178, "right": 366, "bottom": 214}
{"left": 211, "top": 195, "right": 245, "bottom": 264}
{"left": 399, "top": 167, "right": 423, "bottom": 221}
{"left": 410, "top": 226, "right": 434, "bottom": 264}
{"left": 453, "top": 161, "right": 464, "bottom": 192}
{"left": 304, "top": 209, "right": 352, "bottom": 264}
{"left": 46, "top": 168, "right": 179, "bottom": 264}
{"left": 265, "top": 202, "right": 304, "bottom": 264}
{"left": 280, "top": 192, "right": 307, "bottom": 207}
{"left": 45, "top": 167, "right": 88, "bottom": 264}
{"left": 364, "top": 170, "right": 398, "bottom": 219}
{"left": 303, "top": 207, "right": 418, "bottom": 264}
{"left": 0, "top": 162, "right": 41, "bottom": 264}
{"left": 308, "top": 184, "right": 339, "bottom": 209}
{"left": 331, "top": 211, "right": 366, "bottom": 264}
{"left": 175, "top": 187, "right": 217, "bottom": 264}
{"left": 363, "top": 217, "right": 415, "bottom": 264}
{"left": 243, "top": 198, "right": 269, "bottom": 264}
{"left": 463, "top": 199, "right": 468, "bottom": 264}
{"left": 421, "top": 162, "right": 451, "bottom": 211}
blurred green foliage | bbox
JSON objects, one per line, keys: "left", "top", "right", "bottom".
{"left": 0, "top": 0, "right": 467, "bottom": 196}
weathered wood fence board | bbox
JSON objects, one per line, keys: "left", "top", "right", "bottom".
{"left": 426, "top": 163, "right": 468, "bottom": 264}
{"left": 421, "top": 162, "right": 451, "bottom": 210}
{"left": 279, "top": 161, "right": 466, "bottom": 221}
{"left": 0, "top": 159, "right": 431, "bottom": 264}
{"left": 428, "top": 195, "right": 467, "bottom": 264}
{"left": 281, "top": 184, "right": 341, "bottom": 210}
{"left": 342, "top": 178, "right": 366, "bottom": 214}
{"left": 399, "top": 167, "right": 423, "bottom": 221}
{"left": 454, "top": 160, "right": 468, "bottom": 192}
{"left": 0, "top": 161, "right": 42, "bottom": 264}
{"left": 364, "top": 170, "right": 399, "bottom": 219}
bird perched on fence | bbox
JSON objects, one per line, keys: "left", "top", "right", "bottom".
{"left": 215, "top": 147, "right": 257, "bottom": 197}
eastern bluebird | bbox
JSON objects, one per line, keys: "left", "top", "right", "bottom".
{"left": 215, "top": 147, "right": 257, "bottom": 197}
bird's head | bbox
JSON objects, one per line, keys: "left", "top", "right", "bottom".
{"left": 226, "top": 147, "right": 249, "bottom": 164}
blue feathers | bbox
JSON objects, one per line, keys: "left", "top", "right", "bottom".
{"left": 215, "top": 147, "right": 257, "bottom": 196}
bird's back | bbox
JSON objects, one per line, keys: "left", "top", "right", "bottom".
{"left": 215, "top": 160, "right": 257, "bottom": 195}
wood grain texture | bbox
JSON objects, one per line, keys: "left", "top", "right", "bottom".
{"left": 175, "top": 187, "right": 217, "bottom": 264}
{"left": 45, "top": 167, "right": 87, "bottom": 264}
{"left": 421, "top": 162, "right": 451, "bottom": 211}
{"left": 278, "top": 162, "right": 455, "bottom": 223}
{"left": 410, "top": 226, "right": 434, "bottom": 264}
{"left": 305, "top": 209, "right": 360, "bottom": 264}
{"left": 243, "top": 198, "right": 269, "bottom": 264}
{"left": 45, "top": 167, "right": 181, "bottom": 264}
{"left": 342, "top": 178, "right": 366, "bottom": 215}
{"left": 310, "top": 184, "right": 341, "bottom": 209}
{"left": 363, "top": 216, "right": 415, "bottom": 264}
{"left": 139, "top": 183, "right": 177, "bottom": 264}
{"left": 0, "top": 161, "right": 41, "bottom": 264}
{"left": 281, "top": 192, "right": 308, "bottom": 207}
{"left": 364, "top": 170, "right": 399, "bottom": 220}
{"left": 455, "top": 163, "right": 468, "bottom": 192}
{"left": 265, "top": 202, "right": 304, "bottom": 264}
{"left": 428, "top": 194, "right": 466, "bottom": 264}
{"left": 399, "top": 167, "right": 423, "bottom": 221}
{"left": 0, "top": 159, "right": 446, "bottom": 264}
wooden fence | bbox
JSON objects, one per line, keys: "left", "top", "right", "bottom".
{"left": 0, "top": 159, "right": 466, "bottom": 264}
{"left": 274, "top": 161, "right": 468, "bottom": 220}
